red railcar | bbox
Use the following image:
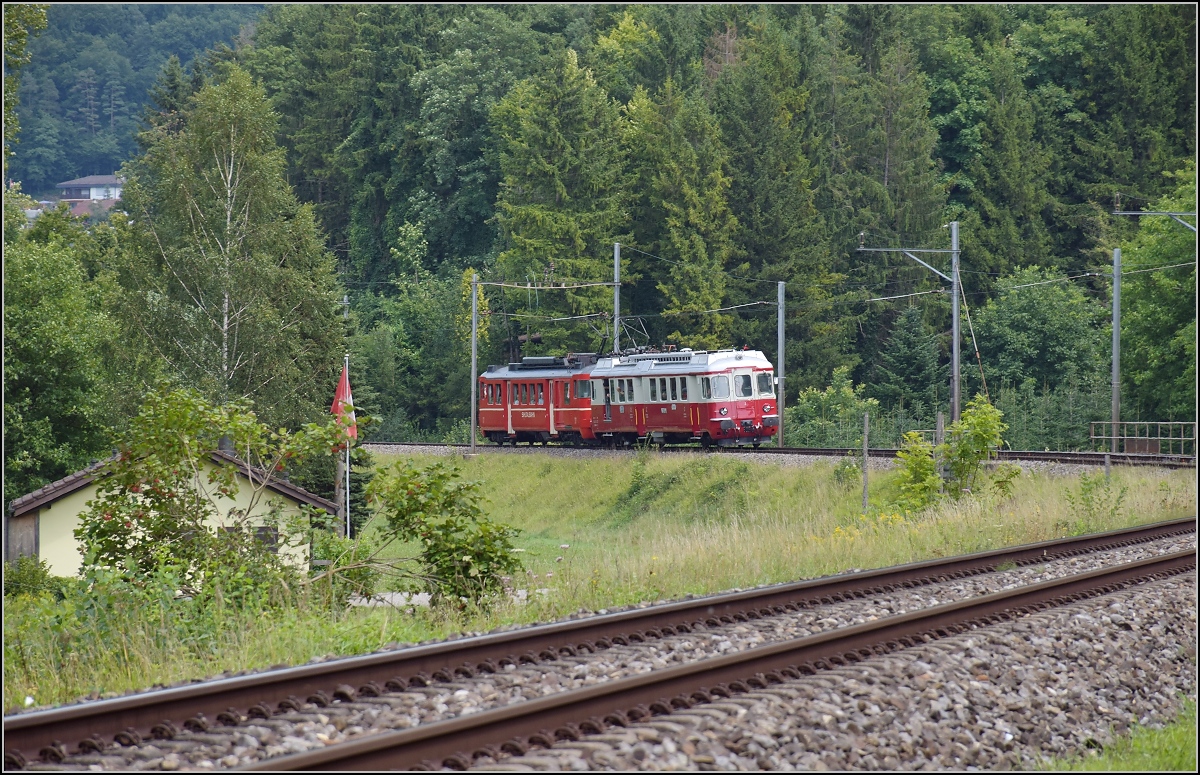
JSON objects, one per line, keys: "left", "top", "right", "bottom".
{"left": 477, "top": 354, "right": 599, "bottom": 445}
{"left": 477, "top": 349, "right": 779, "bottom": 447}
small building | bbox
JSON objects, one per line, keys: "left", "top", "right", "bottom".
{"left": 56, "top": 174, "right": 123, "bottom": 202}
{"left": 5, "top": 450, "right": 336, "bottom": 577}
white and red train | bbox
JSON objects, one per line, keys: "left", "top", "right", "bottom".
{"left": 478, "top": 348, "right": 779, "bottom": 447}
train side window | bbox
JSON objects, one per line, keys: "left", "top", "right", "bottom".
{"left": 563, "top": 382, "right": 571, "bottom": 405}
{"left": 735, "top": 374, "right": 753, "bottom": 397}
{"left": 712, "top": 375, "right": 730, "bottom": 398}
{"left": 538, "top": 384, "right": 545, "bottom": 405}
{"left": 669, "top": 378, "right": 678, "bottom": 401}
{"left": 521, "top": 384, "right": 528, "bottom": 404}
{"left": 680, "top": 378, "right": 688, "bottom": 401}
{"left": 626, "top": 379, "right": 634, "bottom": 401}
{"left": 484, "top": 385, "right": 490, "bottom": 405}
{"left": 617, "top": 380, "right": 626, "bottom": 402}
{"left": 701, "top": 377, "right": 711, "bottom": 399}
{"left": 757, "top": 372, "right": 775, "bottom": 396}
{"left": 650, "top": 378, "right": 658, "bottom": 401}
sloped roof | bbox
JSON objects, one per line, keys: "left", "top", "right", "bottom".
{"left": 56, "top": 175, "right": 124, "bottom": 187}
{"left": 8, "top": 451, "right": 337, "bottom": 518}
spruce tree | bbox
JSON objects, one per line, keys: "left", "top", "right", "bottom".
{"left": 867, "top": 306, "right": 945, "bottom": 414}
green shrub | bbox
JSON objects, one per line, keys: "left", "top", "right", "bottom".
{"left": 832, "top": 454, "right": 861, "bottom": 488}
{"left": 367, "top": 459, "right": 524, "bottom": 607}
{"left": 894, "top": 432, "right": 942, "bottom": 510}
{"left": 4, "top": 556, "right": 63, "bottom": 598}
{"left": 941, "top": 394, "right": 1006, "bottom": 495}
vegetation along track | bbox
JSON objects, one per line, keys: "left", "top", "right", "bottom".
{"left": 3, "top": 517, "right": 1193, "bottom": 770}
{"left": 363, "top": 442, "right": 1197, "bottom": 469}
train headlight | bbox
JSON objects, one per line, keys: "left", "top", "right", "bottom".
{"left": 763, "top": 404, "right": 773, "bottom": 413}
{"left": 719, "top": 407, "right": 729, "bottom": 416}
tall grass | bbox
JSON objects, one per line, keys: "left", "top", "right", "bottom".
{"left": 4, "top": 451, "right": 1195, "bottom": 711}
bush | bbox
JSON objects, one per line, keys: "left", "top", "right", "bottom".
{"left": 367, "top": 459, "right": 523, "bottom": 607}
{"left": 4, "top": 556, "right": 68, "bottom": 598}
{"left": 894, "top": 432, "right": 942, "bottom": 510}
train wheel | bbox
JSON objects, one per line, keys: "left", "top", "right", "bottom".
{"left": 753, "top": 443, "right": 761, "bottom": 449}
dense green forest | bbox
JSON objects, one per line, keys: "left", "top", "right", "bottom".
{"left": 4, "top": 4, "right": 1196, "bottom": 504}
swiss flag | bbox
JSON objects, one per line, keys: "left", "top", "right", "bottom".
{"left": 331, "top": 364, "right": 357, "bottom": 439}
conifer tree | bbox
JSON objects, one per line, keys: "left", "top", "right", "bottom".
{"left": 867, "top": 306, "right": 945, "bottom": 414}
{"left": 492, "top": 48, "right": 629, "bottom": 353}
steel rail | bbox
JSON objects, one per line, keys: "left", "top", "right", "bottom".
{"left": 241, "top": 549, "right": 1197, "bottom": 771}
{"left": 363, "top": 442, "right": 1196, "bottom": 468}
{"left": 4, "top": 517, "right": 1194, "bottom": 768}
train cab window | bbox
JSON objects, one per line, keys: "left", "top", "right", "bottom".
{"left": 669, "top": 378, "right": 678, "bottom": 401}
{"left": 484, "top": 385, "right": 491, "bottom": 405}
{"left": 680, "top": 378, "right": 688, "bottom": 401}
{"left": 576, "top": 380, "right": 591, "bottom": 399}
{"left": 735, "top": 374, "right": 753, "bottom": 397}
{"left": 701, "top": 377, "right": 711, "bottom": 399}
{"left": 617, "top": 380, "right": 626, "bottom": 402}
{"left": 537, "top": 384, "right": 545, "bottom": 405}
{"left": 650, "top": 379, "right": 658, "bottom": 401}
{"left": 757, "top": 372, "right": 775, "bottom": 396}
{"left": 563, "top": 382, "right": 571, "bottom": 405}
{"left": 711, "top": 375, "right": 730, "bottom": 399}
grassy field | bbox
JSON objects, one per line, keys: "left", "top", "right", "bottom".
{"left": 1042, "top": 699, "right": 1196, "bottom": 771}
{"left": 6, "top": 450, "right": 1196, "bottom": 763}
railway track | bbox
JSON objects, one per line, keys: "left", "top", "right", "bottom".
{"left": 4, "top": 517, "right": 1194, "bottom": 770}
{"left": 248, "top": 549, "right": 1195, "bottom": 771}
{"left": 363, "top": 441, "right": 1196, "bottom": 469}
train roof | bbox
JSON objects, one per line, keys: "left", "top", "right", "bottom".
{"left": 481, "top": 349, "right": 774, "bottom": 380}
{"left": 481, "top": 354, "right": 598, "bottom": 380}
{"left": 590, "top": 348, "right": 773, "bottom": 377}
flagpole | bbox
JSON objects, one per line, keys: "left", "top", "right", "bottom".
{"left": 344, "top": 352, "right": 351, "bottom": 540}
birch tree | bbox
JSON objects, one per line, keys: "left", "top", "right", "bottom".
{"left": 116, "top": 65, "right": 342, "bottom": 428}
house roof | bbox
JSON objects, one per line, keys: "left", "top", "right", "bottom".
{"left": 56, "top": 175, "right": 123, "bottom": 188}
{"left": 68, "top": 199, "right": 121, "bottom": 217}
{"left": 8, "top": 451, "right": 337, "bottom": 518}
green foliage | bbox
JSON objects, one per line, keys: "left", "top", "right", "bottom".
{"left": 832, "top": 454, "right": 861, "bottom": 489}
{"left": 3, "top": 234, "right": 119, "bottom": 502}
{"left": 310, "top": 531, "right": 378, "bottom": 608}
{"left": 76, "top": 385, "right": 347, "bottom": 592}
{"left": 867, "top": 306, "right": 946, "bottom": 413}
{"left": 115, "top": 65, "right": 343, "bottom": 430}
{"left": 1064, "top": 472, "right": 1128, "bottom": 532}
{"left": 784, "top": 367, "right": 880, "bottom": 448}
{"left": 492, "top": 48, "right": 629, "bottom": 353}
{"left": 3, "top": 555, "right": 66, "bottom": 599}
{"left": 941, "top": 394, "right": 1006, "bottom": 495}
{"left": 3, "top": 3, "right": 47, "bottom": 169}
{"left": 367, "top": 460, "right": 523, "bottom": 606}
{"left": 989, "top": 462, "right": 1022, "bottom": 499}
{"left": 973, "top": 267, "right": 1108, "bottom": 393}
{"left": 8, "top": 4, "right": 260, "bottom": 193}
{"left": 894, "top": 431, "right": 942, "bottom": 510}
{"left": 1120, "top": 162, "right": 1196, "bottom": 420}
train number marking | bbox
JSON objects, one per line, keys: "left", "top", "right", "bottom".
{"left": 520, "top": 411, "right": 537, "bottom": 418}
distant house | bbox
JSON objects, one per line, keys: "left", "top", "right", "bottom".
{"left": 55, "top": 174, "right": 123, "bottom": 218}
{"left": 5, "top": 450, "right": 336, "bottom": 576}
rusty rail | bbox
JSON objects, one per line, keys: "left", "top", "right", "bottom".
{"left": 4, "top": 517, "right": 1194, "bottom": 769}
{"left": 243, "top": 549, "right": 1196, "bottom": 770}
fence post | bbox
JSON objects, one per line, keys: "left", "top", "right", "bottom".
{"left": 862, "top": 413, "right": 870, "bottom": 514}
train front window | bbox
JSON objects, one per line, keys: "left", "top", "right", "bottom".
{"left": 711, "top": 375, "right": 730, "bottom": 398}
{"left": 735, "top": 374, "right": 753, "bottom": 397}
{"left": 576, "top": 380, "right": 591, "bottom": 399}
{"left": 757, "top": 372, "right": 775, "bottom": 396}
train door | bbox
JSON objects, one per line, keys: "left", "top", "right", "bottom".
{"left": 732, "top": 370, "right": 755, "bottom": 433}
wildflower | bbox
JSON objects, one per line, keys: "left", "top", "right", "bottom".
{"left": 560, "top": 544, "right": 570, "bottom": 549}
{"left": 545, "top": 572, "right": 553, "bottom": 578}
{"left": 24, "top": 696, "right": 34, "bottom": 707}
{"left": 555, "top": 556, "right": 563, "bottom": 562}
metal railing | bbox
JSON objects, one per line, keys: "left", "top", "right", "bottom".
{"left": 1090, "top": 421, "right": 1197, "bottom": 456}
